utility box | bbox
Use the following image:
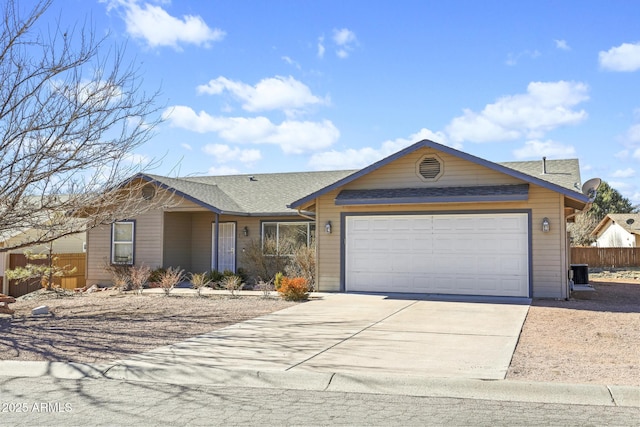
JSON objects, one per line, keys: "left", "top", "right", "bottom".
{"left": 570, "top": 264, "right": 589, "bottom": 285}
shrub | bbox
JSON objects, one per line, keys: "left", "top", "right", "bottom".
{"left": 190, "top": 272, "right": 212, "bottom": 297}
{"left": 277, "top": 276, "right": 309, "bottom": 301}
{"left": 285, "top": 244, "right": 316, "bottom": 291}
{"left": 205, "top": 269, "right": 225, "bottom": 287}
{"left": 240, "top": 238, "right": 289, "bottom": 284}
{"left": 157, "top": 266, "right": 184, "bottom": 296}
{"left": 103, "top": 262, "right": 131, "bottom": 291}
{"left": 149, "top": 267, "right": 166, "bottom": 283}
{"left": 221, "top": 274, "right": 243, "bottom": 297}
{"left": 274, "top": 272, "right": 284, "bottom": 290}
{"left": 254, "top": 277, "right": 274, "bottom": 298}
{"left": 129, "top": 264, "right": 151, "bottom": 295}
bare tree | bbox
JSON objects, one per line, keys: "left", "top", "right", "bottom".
{"left": 0, "top": 0, "right": 169, "bottom": 251}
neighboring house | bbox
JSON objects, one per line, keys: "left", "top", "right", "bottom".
{"left": 86, "top": 140, "right": 592, "bottom": 299}
{"left": 0, "top": 229, "right": 86, "bottom": 295}
{"left": 591, "top": 213, "right": 640, "bottom": 247}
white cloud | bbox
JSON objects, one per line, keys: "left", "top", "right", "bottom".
{"left": 181, "top": 143, "right": 192, "bottom": 151}
{"left": 446, "top": 81, "right": 589, "bottom": 143}
{"left": 108, "top": 0, "right": 225, "bottom": 50}
{"left": 611, "top": 168, "right": 636, "bottom": 178}
{"left": 281, "top": 56, "right": 301, "bottom": 70}
{"left": 202, "top": 144, "right": 261, "bottom": 164}
{"left": 317, "top": 36, "right": 325, "bottom": 59}
{"left": 163, "top": 106, "right": 339, "bottom": 154}
{"left": 505, "top": 50, "right": 541, "bottom": 66}
{"left": 626, "top": 123, "right": 640, "bottom": 143}
{"left": 197, "top": 76, "right": 327, "bottom": 116}
{"left": 512, "top": 140, "right": 577, "bottom": 160}
{"left": 599, "top": 42, "right": 640, "bottom": 71}
{"left": 308, "top": 128, "right": 453, "bottom": 170}
{"left": 124, "top": 152, "right": 151, "bottom": 165}
{"left": 634, "top": 147, "right": 640, "bottom": 160}
{"left": 554, "top": 39, "right": 570, "bottom": 51}
{"left": 332, "top": 28, "right": 357, "bottom": 58}
{"left": 207, "top": 165, "right": 240, "bottom": 175}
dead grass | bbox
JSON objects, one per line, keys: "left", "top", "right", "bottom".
{"left": 507, "top": 280, "right": 640, "bottom": 386}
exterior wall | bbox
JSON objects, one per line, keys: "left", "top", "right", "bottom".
{"left": 1, "top": 231, "right": 85, "bottom": 255}
{"left": 314, "top": 154, "right": 568, "bottom": 299}
{"left": 596, "top": 222, "right": 635, "bottom": 247}
{"left": 344, "top": 147, "right": 522, "bottom": 190}
{"left": 86, "top": 209, "right": 164, "bottom": 286}
{"left": 163, "top": 212, "right": 193, "bottom": 270}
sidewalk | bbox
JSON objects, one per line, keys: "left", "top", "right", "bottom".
{"left": 0, "top": 359, "right": 638, "bottom": 408}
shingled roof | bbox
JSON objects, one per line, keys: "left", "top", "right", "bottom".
{"left": 143, "top": 170, "right": 355, "bottom": 215}
{"left": 137, "top": 139, "right": 589, "bottom": 216}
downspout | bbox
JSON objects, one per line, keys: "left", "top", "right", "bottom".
{"left": 213, "top": 213, "right": 219, "bottom": 271}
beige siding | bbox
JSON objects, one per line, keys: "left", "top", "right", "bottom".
{"left": 345, "top": 148, "right": 522, "bottom": 190}
{"left": 1, "top": 231, "right": 85, "bottom": 255}
{"left": 315, "top": 180, "right": 568, "bottom": 299}
{"left": 163, "top": 212, "right": 192, "bottom": 270}
{"left": 86, "top": 210, "right": 164, "bottom": 286}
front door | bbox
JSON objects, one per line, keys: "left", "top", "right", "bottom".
{"left": 212, "top": 222, "right": 236, "bottom": 272}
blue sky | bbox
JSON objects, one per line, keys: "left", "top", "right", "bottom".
{"left": 42, "top": 0, "right": 640, "bottom": 204}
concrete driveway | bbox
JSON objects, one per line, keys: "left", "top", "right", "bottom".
{"left": 108, "top": 293, "right": 529, "bottom": 381}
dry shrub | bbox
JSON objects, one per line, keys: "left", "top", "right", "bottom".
{"left": 277, "top": 276, "right": 309, "bottom": 301}
{"left": 158, "top": 266, "right": 184, "bottom": 296}
{"left": 285, "top": 244, "right": 316, "bottom": 291}
{"left": 190, "top": 272, "right": 212, "bottom": 297}
{"left": 129, "top": 264, "right": 151, "bottom": 295}
{"left": 222, "top": 275, "right": 243, "bottom": 297}
{"left": 103, "top": 262, "right": 131, "bottom": 291}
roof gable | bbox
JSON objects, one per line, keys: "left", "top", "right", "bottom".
{"left": 592, "top": 213, "right": 640, "bottom": 236}
{"left": 288, "top": 139, "right": 590, "bottom": 209}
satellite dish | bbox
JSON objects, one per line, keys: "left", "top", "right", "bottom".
{"left": 581, "top": 177, "right": 602, "bottom": 201}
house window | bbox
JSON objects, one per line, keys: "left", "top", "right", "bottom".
{"left": 262, "top": 221, "right": 315, "bottom": 255}
{"left": 111, "top": 221, "right": 135, "bottom": 264}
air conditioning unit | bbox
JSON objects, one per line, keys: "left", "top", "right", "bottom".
{"left": 570, "top": 264, "right": 589, "bottom": 285}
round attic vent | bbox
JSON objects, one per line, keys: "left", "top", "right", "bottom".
{"left": 627, "top": 218, "right": 635, "bottom": 225}
{"left": 142, "top": 184, "right": 156, "bottom": 200}
{"left": 417, "top": 156, "right": 443, "bottom": 180}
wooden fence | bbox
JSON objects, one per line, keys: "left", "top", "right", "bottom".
{"left": 7, "top": 253, "right": 86, "bottom": 298}
{"left": 571, "top": 247, "right": 640, "bottom": 268}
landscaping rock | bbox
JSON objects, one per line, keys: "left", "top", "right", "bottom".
{"left": 32, "top": 305, "right": 50, "bottom": 316}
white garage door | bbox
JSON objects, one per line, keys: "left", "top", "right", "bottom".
{"left": 345, "top": 213, "right": 529, "bottom": 297}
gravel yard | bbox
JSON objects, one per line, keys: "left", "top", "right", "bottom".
{"left": 1, "top": 277, "right": 639, "bottom": 387}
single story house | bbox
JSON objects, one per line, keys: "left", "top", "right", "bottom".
{"left": 86, "top": 139, "right": 593, "bottom": 299}
{"left": 591, "top": 213, "right": 640, "bottom": 247}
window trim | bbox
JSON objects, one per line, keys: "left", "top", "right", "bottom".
{"left": 111, "top": 220, "right": 136, "bottom": 265}
{"left": 261, "top": 220, "right": 315, "bottom": 255}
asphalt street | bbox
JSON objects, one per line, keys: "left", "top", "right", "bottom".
{"left": 1, "top": 376, "right": 638, "bottom": 427}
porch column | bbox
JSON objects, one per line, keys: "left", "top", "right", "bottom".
{"left": 213, "top": 213, "right": 219, "bottom": 271}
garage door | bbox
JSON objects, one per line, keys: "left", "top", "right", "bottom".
{"left": 345, "top": 213, "right": 529, "bottom": 297}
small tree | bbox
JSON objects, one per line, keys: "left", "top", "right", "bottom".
{"left": 0, "top": 0, "right": 170, "bottom": 254}
{"left": 5, "top": 246, "right": 76, "bottom": 291}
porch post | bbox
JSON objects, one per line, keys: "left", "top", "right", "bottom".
{"left": 213, "top": 213, "right": 219, "bottom": 271}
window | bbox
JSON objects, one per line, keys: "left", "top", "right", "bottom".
{"left": 111, "top": 221, "right": 135, "bottom": 264}
{"left": 262, "top": 221, "right": 315, "bottom": 255}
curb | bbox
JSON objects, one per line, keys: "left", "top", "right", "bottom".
{"left": 1, "top": 360, "right": 638, "bottom": 408}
